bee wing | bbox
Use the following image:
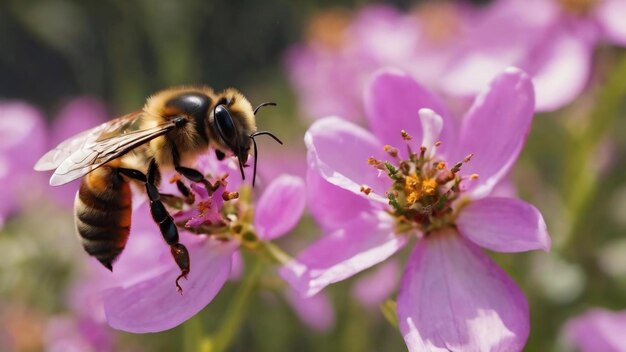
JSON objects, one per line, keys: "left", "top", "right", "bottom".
{"left": 34, "top": 112, "right": 144, "bottom": 171}
{"left": 48, "top": 120, "right": 178, "bottom": 186}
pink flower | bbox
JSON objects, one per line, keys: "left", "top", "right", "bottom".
{"left": 281, "top": 67, "right": 550, "bottom": 351}
{"left": 97, "top": 154, "right": 306, "bottom": 333}
{"left": 0, "top": 102, "right": 47, "bottom": 227}
{"left": 563, "top": 308, "right": 626, "bottom": 351}
{"left": 442, "top": 0, "right": 626, "bottom": 111}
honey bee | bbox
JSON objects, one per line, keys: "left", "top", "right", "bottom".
{"left": 34, "top": 86, "right": 282, "bottom": 292}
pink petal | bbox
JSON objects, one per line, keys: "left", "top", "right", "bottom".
{"left": 564, "top": 308, "right": 626, "bottom": 352}
{"left": 104, "top": 239, "right": 237, "bottom": 333}
{"left": 596, "top": 0, "right": 626, "bottom": 46}
{"left": 418, "top": 108, "right": 444, "bottom": 157}
{"left": 524, "top": 26, "right": 593, "bottom": 112}
{"left": 364, "top": 69, "right": 454, "bottom": 157}
{"left": 352, "top": 260, "right": 401, "bottom": 309}
{"left": 284, "top": 289, "right": 335, "bottom": 332}
{"left": 255, "top": 174, "right": 306, "bottom": 240}
{"left": 456, "top": 197, "right": 550, "bottom": 252}
{"left": 398, "top": 233, "right": 529, "bottom": 352}
{"left": 280, "top": 211, "right": 406, "bottom": 297}
{"left": 306, "top": 167, "right": 375, "bottom": 229}
{"left": 305, "top": 116, "right": 389, "bottom": 203}
{"left": 454, "top": 67, "right": 535, "bottom": 198}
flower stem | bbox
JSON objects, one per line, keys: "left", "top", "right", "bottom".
{"left": 258, "top": 240, "right": 293, "bottom": 265}
{"left": 210, "top": 257, "right": 263, "bottom": 352}
{"left": 562, "top": 53, "right": 626, "bottom": 253}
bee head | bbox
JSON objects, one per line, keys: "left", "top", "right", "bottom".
{"left": 211, "top": 88, "right": 282, "bottom": 185}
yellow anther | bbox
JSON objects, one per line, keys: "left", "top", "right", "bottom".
{"left": 470, "top": 174, "right": 479, "bottom": 180}
{"left": 222, "top": 191, "right": 240, "bottom": 201}
{"left": 383, "top": 145, "right": 399, "bottom": 158}
{"left": 422, "top": 178, "right": 437, "bottom": 196}
{"left": 404, "top": 174, "right": 422, "bottom": 205}
{"left": 436, "top": 162, "right": 446, "bottom": 170}
{"left": 401, "top": 130, "right": 413, "bottom": 141}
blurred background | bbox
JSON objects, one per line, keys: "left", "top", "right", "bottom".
{"left": 1, "top": 0, "right": 626, "bottom": 351}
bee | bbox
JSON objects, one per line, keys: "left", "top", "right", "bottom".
{"left": 34, "top": 86, "right": 282, "bottom": 292}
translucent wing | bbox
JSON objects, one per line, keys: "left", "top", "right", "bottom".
{"left": 47, "top": 119, "right": 178, "bottom": 186}
{"left": 34, "top": 112, "right": 144, "bottom": 171}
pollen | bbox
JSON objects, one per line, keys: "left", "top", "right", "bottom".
{"left": 469, "top": 174, "right": 479, "bottom": 180}
{"left": 421, "top": 178, "right": 437, "bottom": 196}
{"left": 404, "top": 174, "right": 422, "bottom": 205}
{"left": 401, "top": 130, "right": 413, "bottom": 141}
{"left": 360, "top": 185, "right": 372, "bottom": 195}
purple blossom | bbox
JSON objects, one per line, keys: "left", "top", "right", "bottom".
{"left": 280, "top": 67, "right": 550, "bottom": 351}
{"left": 94, "top": 154, "right": 306, "bottom": 333}
{"left": 563, "top": 308, "right": 626, "bottom": 351}
{"left": 441, "top": 0, "right": 626, "bottom": 111}
{"left": 0, "top": 102, "right": 47, "bottom": 227}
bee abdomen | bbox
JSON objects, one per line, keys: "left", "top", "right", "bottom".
{"left": 74, "top": 167, "right": 132, "bottom": 271}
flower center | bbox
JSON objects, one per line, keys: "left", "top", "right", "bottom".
{"left": 169, "top": 174, "right": 260, "bottom": 248}
{"left": 366, "top": 131, "right": 475, "bottom": 235}
{"left": 557, "top": 0, "right": 600, "bottom": 16}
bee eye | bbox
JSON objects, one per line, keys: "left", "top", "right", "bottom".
{"left": 214, "top": 105, "right": 237, "bottom": 147}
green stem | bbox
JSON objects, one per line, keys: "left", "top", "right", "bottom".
{"left": 258, "top": 241, "right": 293, "bottom": 265}
{"left": 210, "top": 258, "right": 264, "bottom": 352}
{"left": 562, "top": 53, "right": 626, "bottom": 253}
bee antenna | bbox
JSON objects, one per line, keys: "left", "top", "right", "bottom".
{"left": 249, "top": 131, "right": 283, "bottom": 187}
{"left": 250, "top": 131, "right": 283, "bottom": 145}
{"left": 251, "top": 136, "right": 259, "bottom": 187}
{"left": 253, "top": 102, "right": 277, "bottom": 115}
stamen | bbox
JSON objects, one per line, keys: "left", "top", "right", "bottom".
{"left": 383, "top": 145, "right": 399, "bottom": 158}
{"left": 469, "top": 174, "right": 479, "bottom": 180}
{"left": 463, "top": 153, "right": 474, "bottom": 163}
{"left": 434, "top": 141, "right": 442, "bottom": 147}
{"left": 222, "top": 191, "right": 240, "bottom": 201}
{"left": 401, "top": 130, "right": 413, "bottom": 140}
{"left": 360, "top": 185, "right": 372, "bottom": 195}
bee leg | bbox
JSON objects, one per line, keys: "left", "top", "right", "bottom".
{"left": 118, "top": 161, "right": 191, "bottom": 294}
{"left": 175, "top": 165, "right": 217, "bottom": 193}
{"left": 175, "top": 179, "right": 195, "bottom": 204}
{"left": 171, "top": 146, "right": 216, "bottom": 192}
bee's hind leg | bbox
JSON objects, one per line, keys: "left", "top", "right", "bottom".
{"left": 118, "top": 160, "right": 190, "bottom": 294}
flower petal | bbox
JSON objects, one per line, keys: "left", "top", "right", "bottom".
{"left": 398, "top": 233, "right": 529, "bottom": 352}
{"left": 564, "top": 308, "right": 626, "bottom": 352}
{"left": 284, "top": 289, "right": 335, "bottom": 332}
{"left": 418, "top": 108, "right": 443, "bottom": 157}
{"left": 454, "top": 67, "right": 534, "bottom": 198}
{"left": 255, "top": 174, "right": 306, "bottom": 240}
{"left": 306, "top": 167, "right": 375, "bottom": 229}
{"left": 525, "top": 27, "right": 593, "bottom": 112}
{"left": 456, "top": 197, "right": 550, "bottom": 252}
{"left": 104, "top": 239, "right": 237, "bottom": 333}
{"left": 364, "top": 68, "right": 454, "bottom": 157}
{"left": 305, "top": 116, "right": 389, "bottom": 203}
{"left": 352, "top": 260, "right": 401, "bottom": 309}
{"left": 596, "top": 0, "right": 626, "bottom": 46}
{"left": 280, "top": 211, "right": 406, "bottom": 297}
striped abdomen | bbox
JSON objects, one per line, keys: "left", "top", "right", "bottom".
{"left": 74, "top": 165, "right": 132, "bottom": 271}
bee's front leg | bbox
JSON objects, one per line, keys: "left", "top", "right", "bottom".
{"left": 118, "top": 160, "right": 190, "bottom": 294}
